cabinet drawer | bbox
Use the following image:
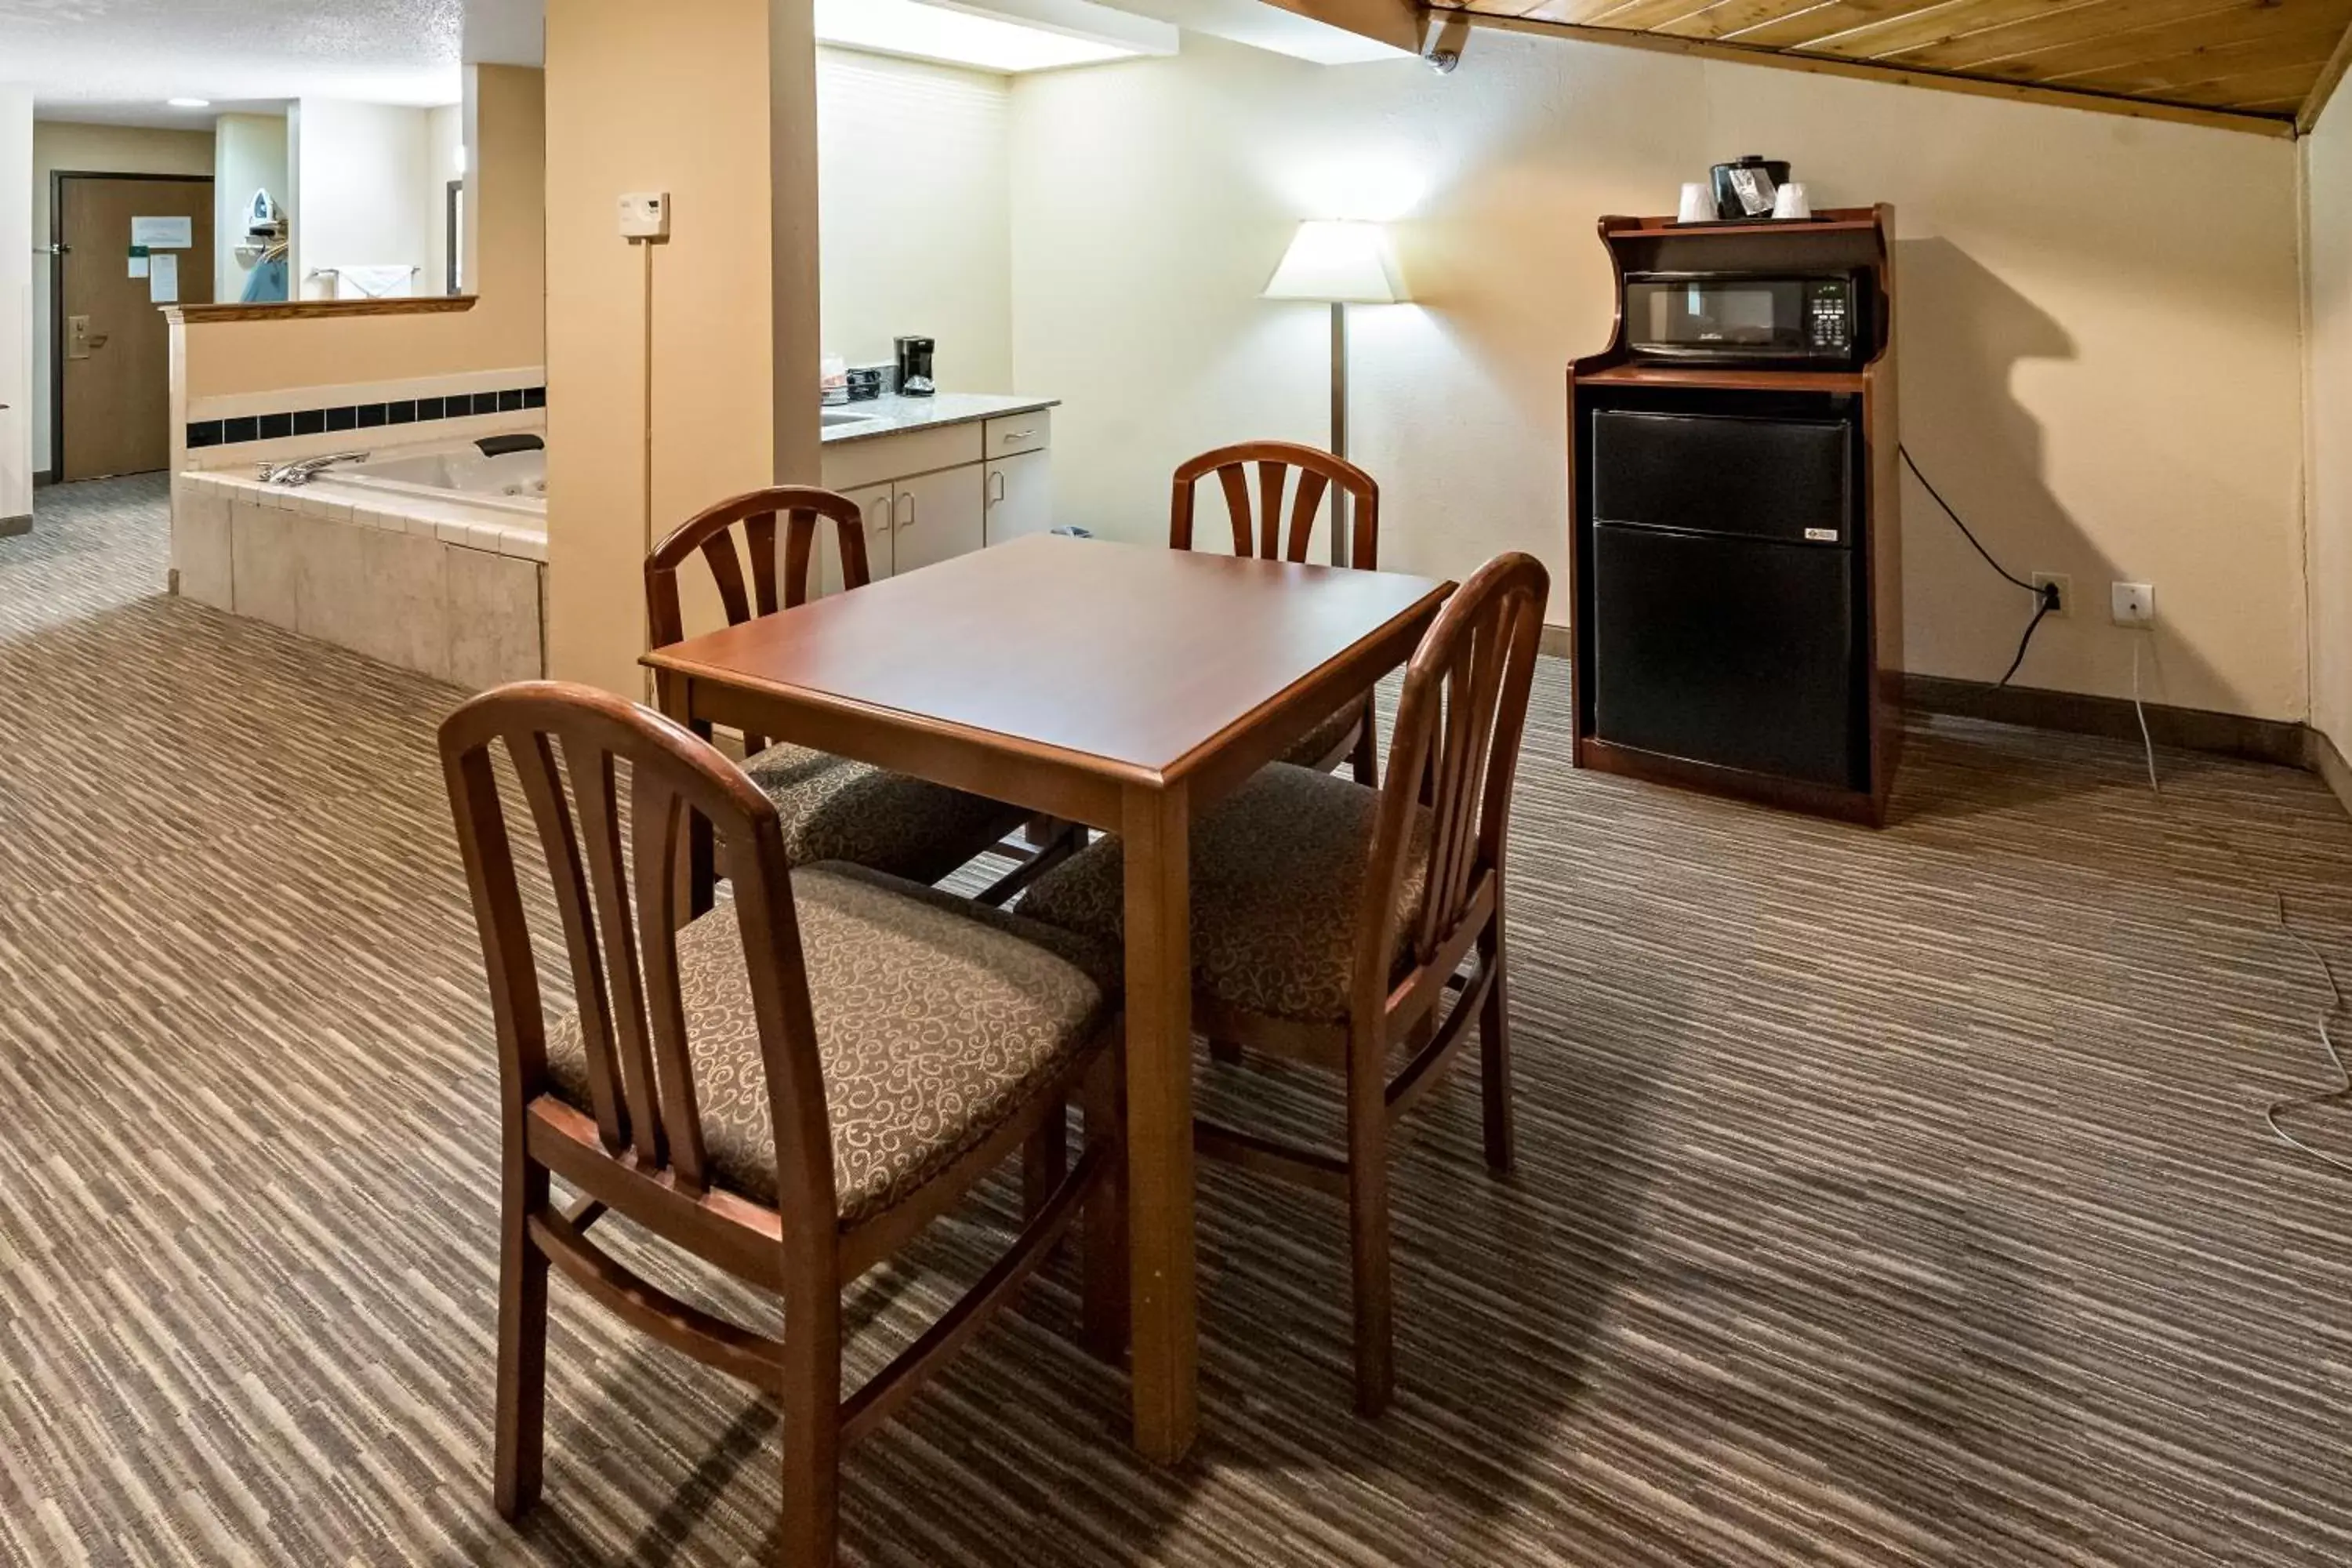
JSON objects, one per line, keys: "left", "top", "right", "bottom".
{"left": 821, "top": 421, "right": 983, "bottom": 492}
{"left": 982, "top": 408, "right": 1051, "bottom": 459}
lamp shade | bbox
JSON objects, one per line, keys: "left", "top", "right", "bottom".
{"left": 1261, "top": 220, "right": 1404, "bottom": 304}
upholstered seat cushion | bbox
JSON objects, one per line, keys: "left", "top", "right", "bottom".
{"left": 1283, "top": 701, "right": 1365, "bottom": 771}
{"left": 745, "top": 742, "right": 1028, "bottom": 884}
{"left": 1017, "top": 764, "right": 1431, "bottom": 1025}
{"left": 543, "top": 863, "right": 1116, "bottom": 1224}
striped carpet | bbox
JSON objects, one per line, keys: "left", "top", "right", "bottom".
{"left": 5, "top": 474, "right": 2351, "bottom": 1567}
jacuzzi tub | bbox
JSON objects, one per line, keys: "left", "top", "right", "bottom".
{"left": 329, "top": 437, "right": 546, "bottom": 517}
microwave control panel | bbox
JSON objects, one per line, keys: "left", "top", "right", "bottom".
{"left": 1805, "top": 281, "right": 1853, "bottom": 356}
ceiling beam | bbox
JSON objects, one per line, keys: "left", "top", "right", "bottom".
{"left": 1451, "top": 9, "right": 2297, "bottom": 140}
{"left": 2296, "top": 20, "right": 2352, "bottom": 133}
{"left": 1253, "top": 0, "right": 1425, "bottom": 56}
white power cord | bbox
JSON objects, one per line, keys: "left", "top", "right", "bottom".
{"left": 2131, "top": 640, "right": 2350, "bottom": 1175}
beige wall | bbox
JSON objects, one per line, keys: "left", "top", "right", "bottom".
{"left": 290, "top": 98, "right": 437, "bottom": 299}
{"left": 544, "top": 0, "right": 822, "bottom": 696}
{"left": 181, "top": 67, "right": 543, "bottom": 403}
{"left": 2305, "top": 95, "right": 2352, "bottom": 760}
{"left": 30, "top": 122, "right": 215, "bottom": 466}
{"left": 1008, "top": 33, "right": 2310, "bottom": 722}
{"left": 817, "top": 48, "right": 1011, "bottom": 389}
{"left": 2, "top": 89, "right": 30, "bottom": 521}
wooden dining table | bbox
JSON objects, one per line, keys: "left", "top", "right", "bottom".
{"left": 642, "top": 532, "right": 1453, "bottom": 1462}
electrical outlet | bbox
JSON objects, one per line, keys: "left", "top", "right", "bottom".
{"left": 2031, "top": 572, "right": 2071, "bottom": 617}
{"left": 2111, "top": 582, "right": 2155, "bottom": 627}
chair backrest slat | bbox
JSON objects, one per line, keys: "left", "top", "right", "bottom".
{"left": 508, "top": 731, "right": 628, "bottom": 1151}
{"left": 1170, "top": 441, "right": 1379, "bottom": 569}
{"left": 647, "top": 485, "right": 873, "bottom": 649}
{"left": 568, "top": 745, "right": 665, "bottom": 1167}
{"left": 442, "top": 684, "right": 841, "bottom": 1220}
{"left": 630, "top": 764, "right": 710, "bottom": 1189}
{"left": 1356, "top": 554, "right": 1549, "bottom": 981}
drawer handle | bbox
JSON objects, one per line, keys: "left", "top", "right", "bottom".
{"left": 1000, "top": 429, "right": 1035, "bottom": 442}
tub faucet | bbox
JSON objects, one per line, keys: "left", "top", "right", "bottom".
{"left": 258, "top": 451, "right": 370, "bottom": 487}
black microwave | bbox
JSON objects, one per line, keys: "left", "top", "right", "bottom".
{"left": 1623, "top": 271, "right": 1870, "bottom": 367}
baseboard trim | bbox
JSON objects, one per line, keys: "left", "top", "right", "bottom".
{"left": 32, "top": 470, "right": 55, "bottom": 490}
{"left": 0, "top": 514, "right": 30, "bottom": 539}
{"left": 1903, "top": 673, "right": 2307, "bottom": 770}
{"left": 2308, "top": 728, "right": 2352, "bottom": 819}
{"left": 1540, "top": 622, "right": 1572, "bottom": 661}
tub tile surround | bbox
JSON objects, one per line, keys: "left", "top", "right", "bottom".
{"left": 182, "top": 468, "right": 546, "bottom": 688}
{"left": 187, "top": 383, "right": 547, "bottom": 452}
{"left": 175, "top": 366, "right": 548, "bottom": 481}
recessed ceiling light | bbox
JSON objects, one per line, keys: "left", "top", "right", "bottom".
{"left": 813, "top": 0, "right": 1143, "bottom": 73}
{"left": 166, "top": 97, "right": 212, "bottom": 109}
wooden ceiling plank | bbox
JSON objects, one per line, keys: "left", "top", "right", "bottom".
{"left": 2294, "top": 17, "right": 2352, "bottom": 128}
{"left": 1650, "top": 0, "right": 1872, "bottom": 40}
{"left": 1722, "top": 0, "right": 2051, "bottom": 51}
{"left": 1577, "top": 0, "right": 1752, "bottom": 29}
{"left": 2038, "top": 23, "right": 2351, "bottom": 93}
{"left": 1456, "top": 8, "right": 2299, "bottom": 130}
{"left": 1486, "top": 0, "right": 1656, "bottom": 26}
{"left": 1886, "top": 0, "right": 2349, "bottom": 73}
{"left": 2045, "top": 43, "right": 2336, "bottom": 107}
{"left": 1948, "top": 8, "right": 2352, "bottom": 84}
{"left": 1795, "top": 0, "right": 2154, "bottom": 61}
{"left": 2169, "top": 57, "right": 2342, "bottom": 103}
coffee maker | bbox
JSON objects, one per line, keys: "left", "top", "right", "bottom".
{"left": 895, "top": 336, "right": 936, "bottom": 397}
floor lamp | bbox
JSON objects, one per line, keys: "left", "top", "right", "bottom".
{"left": 1262, "top": 220, "right": 1405, "bottom": 568}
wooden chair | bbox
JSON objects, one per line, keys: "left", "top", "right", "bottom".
{"left": 441, "top": 681, "right": 1127, "bottom": 1567}
{"left": 1170, "top": 442, "right": 1381, "bottom": 785}
{"left": 647, "top": 485, "right": 1072, "bottom": 904}
{"left": 1018, "top": 551, "right": 1549, "bottom": 1414}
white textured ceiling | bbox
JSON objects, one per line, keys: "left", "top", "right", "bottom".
{"left": 0, "top": 0, "right": 511, "bottom": 127}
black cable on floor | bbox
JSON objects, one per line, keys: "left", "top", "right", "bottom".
{"left": 1900, "top": 443, "right": 2060, "bottom": 685}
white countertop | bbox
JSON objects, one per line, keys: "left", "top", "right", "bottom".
{"left": 819, "top": 391, "right": 1058, "bottom": 445}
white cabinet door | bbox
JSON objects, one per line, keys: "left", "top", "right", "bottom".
{"left": 891, "top": 465, "right": 986, "bottom": 576}
{"left": 821, "top": 484, "right": 895, "bottom": 593}
{"left": 985, "top": 450, "right": 1053, "bottom": 546}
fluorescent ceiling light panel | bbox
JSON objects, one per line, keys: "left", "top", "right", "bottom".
{"left": 166, "top": 96, "right": 212, "bottom": 108}
{"left": 1097, "top": 0, "right": 1411, "bottom": 64}
{"left": 813, "top": 0, "right": 1164, "bottom": 71}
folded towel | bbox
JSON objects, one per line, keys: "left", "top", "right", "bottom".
{"left": 332, "top": 266, "right": 416, "bottom": 300}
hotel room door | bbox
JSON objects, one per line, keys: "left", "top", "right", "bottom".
{"left": 56, "top": 174, "right": 214, "bottom": 481}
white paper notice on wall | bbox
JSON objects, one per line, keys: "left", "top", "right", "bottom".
{"left": 131, "top": 216, "right": 194, "bottom": 250}
{"left": 148, "top": 253, "right": 179, "bottom": 304}
{"left": 129, "top": 254, "right": 150, "bottom": 279}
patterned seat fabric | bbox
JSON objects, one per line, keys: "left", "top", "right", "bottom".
{"left": 543, "top": 863, "right": 1117, "bottom": 1224}
{"left": 1018, "top": 763, "right": 1432, "bottom": 1025}
{"left": 745, "top": 742, "right": 1029, "bottom": 884}
{"left": 1283, "top": 701, "right": 1366, "bottom": 771}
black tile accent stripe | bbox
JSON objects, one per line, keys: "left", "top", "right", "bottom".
{"left": 186, "top": 384, "right": 546, "bottom": 449}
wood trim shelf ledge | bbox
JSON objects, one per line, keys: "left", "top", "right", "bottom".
{"left": 165, "top": 296, "right": 480, "bottom": 325}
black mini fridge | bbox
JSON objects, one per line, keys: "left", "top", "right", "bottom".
{"left": 1586, "top": 408, "right": 1865, "bottom": 791}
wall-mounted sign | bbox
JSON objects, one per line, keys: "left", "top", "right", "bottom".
{"left": 130, "top": 216, "right": 194, "bottom": 250}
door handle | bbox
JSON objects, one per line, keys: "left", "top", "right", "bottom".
{"left": 989, "top": 470, "right": 1005, "bottom": 506}
{"left": 896, "top": 492, "right": 916, "bottom": 529}
{"left": 67, "top": 315, "right": 97, "bottom": 359}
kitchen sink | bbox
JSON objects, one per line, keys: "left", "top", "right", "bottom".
{"left": 820, "top": 409, "right": 884, "bottom": 429}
